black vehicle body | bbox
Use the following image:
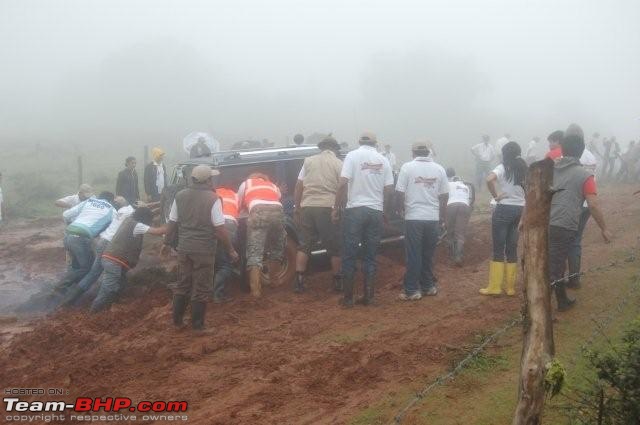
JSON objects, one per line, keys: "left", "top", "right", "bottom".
{"left": 165, "top": 145, "right": 404, "bottom": 286}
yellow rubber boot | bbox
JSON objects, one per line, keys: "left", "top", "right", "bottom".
{"left": 504, "top": 263, "right": 518, "bottom": 296}
{"left": 479, "top": 261, "right": 505, "bottom": 295}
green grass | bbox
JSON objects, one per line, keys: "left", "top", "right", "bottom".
{"left": 352, "top": 255, "right": 640, "bottom": 425}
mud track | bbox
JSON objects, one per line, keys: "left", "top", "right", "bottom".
{"left": 1, "top": 186, "right": 638, "bottom": 424}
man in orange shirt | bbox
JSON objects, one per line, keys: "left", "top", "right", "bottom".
{"left": 213, "top": 187, "right": 240, "bottom": 303}
{"left": 238, "top": 173, "right": 285, "bottom": 297}
{"left": 545, "top": 130, "right": 564, "bottom": 161}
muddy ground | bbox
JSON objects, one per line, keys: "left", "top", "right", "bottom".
{"left": 1, "top": 185, "right": 638, "bottom": 425}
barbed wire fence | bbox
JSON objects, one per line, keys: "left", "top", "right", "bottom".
{"left": 390, "top": 248, "right": 639, "bottom": 425}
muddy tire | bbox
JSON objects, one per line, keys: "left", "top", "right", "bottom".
{"left": 261, "top": 235, "right": 297, "bottom": 288}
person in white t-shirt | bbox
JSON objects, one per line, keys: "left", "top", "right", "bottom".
{"left": 470, "top": 135, "right": 496, "bottom": 192}
{"left": 395, "top": 142, "right": 449, "bottom": 300}
{"left": 382, "top": 144, "right": 398, "bottom": 173}
{"left": 480, "top": 141, "right": 527, "bottom": 297}
{"left": 445, "top": 168, "right": 475, "bottom": 266}
{"left": 55, "top": 184, "right": 94, "bottom": 210}
{"left": 525, "top": 136, "right": 544, "bottom": 164}
{"left": 334, "top": 131, "right": 394, "bottom": 307}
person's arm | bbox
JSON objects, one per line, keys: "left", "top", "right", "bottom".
{"left": 395, "top": 191, "right": 405, "bottom": 216}
{"left": 55, "top": 194, "right": 76, "bottom": 209}
{"left": 215, "top": 225, "right": 238, "bottom": 262}
{"left": 383, "top": 185, "right": 394, "bottom": 218}
{"left": 466, "top": 182, "right": 476, "bottom": 207}
{"left": 143, "top": 164, "right": 153, "bottom": 198}
{"left": 486, "top": 172, "right": 501, "bottom": 200}
{"left": 438, "top": 171, "right": 449, "bottom": 226}
{"left": 62, "top": 200, "right": 84, "bottom": 223}
{"left": 134, "top": 171, "right": 140, "bottom": 201}
{"left": 146, "top": 224, "right": 168, "bottom": 236}
{"left": 294, "top": 180, "right": 303, "bottom": 210}
{"left": 585, "top": 194, "right": 612, "bottom": 243}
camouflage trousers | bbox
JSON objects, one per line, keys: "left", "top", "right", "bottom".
{"left": 246, "top": 204, "right": 285, "bottom": 267}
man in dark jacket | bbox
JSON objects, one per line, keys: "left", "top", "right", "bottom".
{"left": 116, "top": 156, "right": 140, "bottom": 205}
{"left": 144, "top": 147, "right": 167, "bottom": 202}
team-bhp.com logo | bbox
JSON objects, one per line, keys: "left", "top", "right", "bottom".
{"left": 4, "top": 397, "right": 189, "bottom": 422}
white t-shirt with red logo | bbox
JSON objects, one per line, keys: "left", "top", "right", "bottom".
{"left": 341, "top": 145, "right": 394, "bottom": 211}
{"left": 395, "top": 157, "right": 449, "bottom": 221}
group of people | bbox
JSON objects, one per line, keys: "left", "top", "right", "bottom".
{"left": 25, "top": 122, "right": 619, "bottom": 331}
{"left": 476, "top": 125, "right": 611, "bottom": 311}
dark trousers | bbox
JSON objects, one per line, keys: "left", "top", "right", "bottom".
{"left": 549, "top": 225, "right": 578, "bottom": 305}
{"left": 213, "top": 220, "right": 237, "bottom": 300}
{"left": 446, "top": 203, "right": 471, "bottom": 251}
{"left": 492, "top": 204, "right": 523, "bottom": 263}
{"left": 341, "top": 206, "right": 383, "bottom": 281}
{"left": 176, "top": 251, "right": 215, "bottom": 302}
{"left": 568, "top": 207, "right": 590, "bottom": 282}
{"left": 403, "top": 220, "right": 439, "bottom": 295}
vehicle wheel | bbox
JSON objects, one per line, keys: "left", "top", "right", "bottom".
{"left": 261, "top": 235, "right": 297, "bottom": 287}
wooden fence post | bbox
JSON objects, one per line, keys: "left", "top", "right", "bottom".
{"left": 77, "top": 155, "right": 83, "bottom": 186}
{"left": 513, "top": 159, "right": 555, "bottom": 425}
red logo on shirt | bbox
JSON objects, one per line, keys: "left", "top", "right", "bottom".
{"left": 361, "top": 162, "right": 383, "bottom": 174}
{"left": 414, "top": 176, "right": 437, "bottom": 188}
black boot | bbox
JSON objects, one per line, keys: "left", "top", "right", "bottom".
{"left": 191, "top": 301, "right": 206, "bottom": 330}
{"left": 340, "top": 278, "right": 354, "bottom": 308}
{"left": 567, "top": 254, "right": 581, "bottom": 289}
{"left": 357, "top": 276, "right": 375, "bottom": 306}
{"left": 555, "top": 283, "right": 576, "bottom": 312}
{"left": 294, "top": 272, "right": 305, "bottom": 293}
{"left": 333, "top": 275, "right": 343, "bottom": 292}
{"left": 172, "top": 295, "right": 188, "bottom": 327}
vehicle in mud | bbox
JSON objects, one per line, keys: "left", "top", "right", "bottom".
{"left": 164, "top": 145, "right": 404, "bottom": 288}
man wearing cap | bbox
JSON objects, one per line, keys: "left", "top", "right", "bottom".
{"left": 144, "top": 147, "right": 167, "bottom": 202}
{"left": 238, "top": 173, "right": 285, "bottom": 298}
{"left": 293, "top": 136, "right": 343, "bottom": 293}
{"left": 167, "top": 165, "right": 238, "bottom": 330}
{"left": 61, "top": 196, "right": 134, "bottom": 306}
{"left": 396, "top": 143, "right": 449, "bottom": 300}
{"left": 55, "top": 184, "right": 94, "bottom": 209}
{"left": 445, "top": 167, "right": 475, "bottom": 266}
{"left": 212, "top": 186, "right": 239, "bottom": 303}
{"left": 334, "top": 131, "right": 394, "bottom": 307}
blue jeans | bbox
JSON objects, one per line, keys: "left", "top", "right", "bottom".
{"left": 66, "top": 237, "right": 109, "bottom": 304}
{"left": 91, "top": 258, "right": 126, "bottom": 312}
{"left": 213, "top": 220, "right": 238, "bottom": 300}
{"left": 403, "top": 220, "right": 439, "bottom": 295}
{"left": 492, "top": 204, "right": 523, "bottom": 263}
{"left": 341, "top": 206, "right": 383, "bottom": 281}
{"left": 56, "top": 234, "right": 94, "bottom": 291}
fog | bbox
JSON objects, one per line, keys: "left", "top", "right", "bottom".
{"left": 1, "top": 0, "right": 639, "bottom": 162}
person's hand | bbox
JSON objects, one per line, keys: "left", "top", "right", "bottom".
{"left": 494, "top": 192, "right": 507, "bottom": 202}
{"left": 331, "top": 208, "right": 340, "bottom": 224}
{"left": 228, "top": 248, "right": 240, "bottom": 263}
{"left": 518, "top": 220, "right": 524, "bottom": 232}
{"left": 601, "top": 228, "right": 612, "bottom": 243}
{"left": 293, "top": 208, "right": 302, "bottom": 227}
{"left": 160, "top": 244, "right": 171, "bottom": 258}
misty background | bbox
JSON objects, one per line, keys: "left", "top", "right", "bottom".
{"left": 0, "top": 0, "right": 639, "bottom": 214}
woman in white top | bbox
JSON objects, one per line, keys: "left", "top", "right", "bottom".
{"left": 480, "top": 141, "right": 527, "bottom": 297}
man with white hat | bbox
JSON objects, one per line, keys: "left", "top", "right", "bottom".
{"left": 166, "top": 165, "right": 238, "bottom": 330}
{"left": 333, "top": 131, "right": 394, "bottom": 307}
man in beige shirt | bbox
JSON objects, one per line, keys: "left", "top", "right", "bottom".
{"left": 293, "top": 136, "right": 343, "bottom": 293}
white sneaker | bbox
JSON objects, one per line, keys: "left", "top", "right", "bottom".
{"left": 423, "top": 286, "right": 438, "bottom": 296}
{"left": 399, "top": 292, "right": 422, "bottom": 301}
